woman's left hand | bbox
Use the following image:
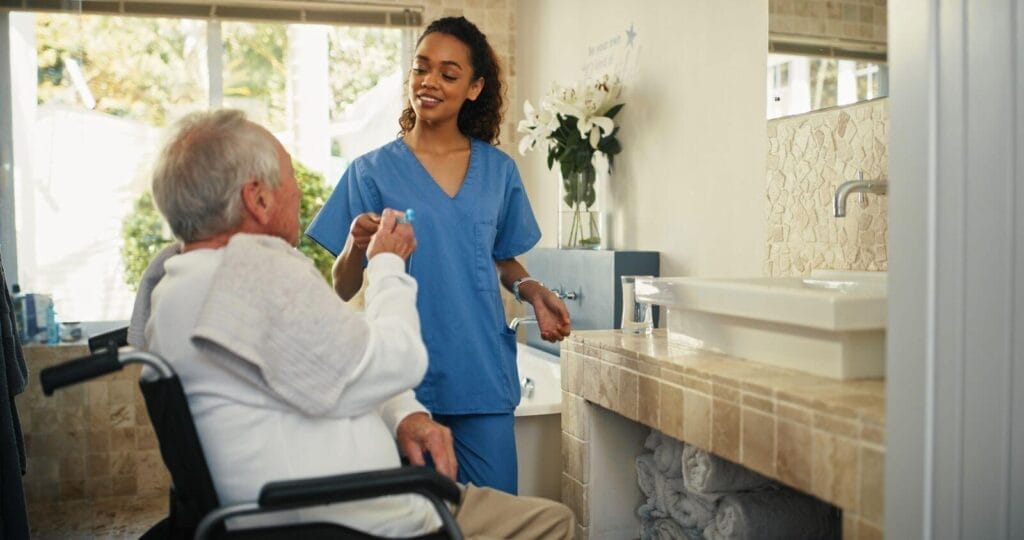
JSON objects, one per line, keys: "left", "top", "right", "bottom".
{"left": 532, "top": 290, "right": 572, "bottom": 342}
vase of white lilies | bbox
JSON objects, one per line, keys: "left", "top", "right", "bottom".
{"left": 518, "top": 74, "right": 624, "bottom": 249}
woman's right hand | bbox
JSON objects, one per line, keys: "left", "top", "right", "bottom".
{"left": 367, "top": 208, "right": 417, "bottom": 261}
{"left": 349, "top": 212, "right": 381, "bottom": 252}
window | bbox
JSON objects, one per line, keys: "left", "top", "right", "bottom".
{"left": 2, "top": 9, "right": 406, "bottom": 321}
{"left": 767, "top": 53, "right": 888, "bottom": 119}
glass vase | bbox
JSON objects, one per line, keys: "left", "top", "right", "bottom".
{"left": 558, "top": 165, "right": 606, "bottom": 250}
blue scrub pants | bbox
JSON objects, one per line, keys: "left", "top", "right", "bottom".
{"left": 432, "top": 413, "right": 518, "bottom": 494}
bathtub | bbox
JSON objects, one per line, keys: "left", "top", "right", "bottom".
{"left": 514, "top": 343, "right": 562, "bottom": 500}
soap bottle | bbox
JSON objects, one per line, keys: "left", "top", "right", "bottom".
{"left": 45, "top": 301, "right": 59, "bottom": 344}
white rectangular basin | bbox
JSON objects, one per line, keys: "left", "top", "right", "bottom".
{"left": 635, "top": 271, "right": 887, "bottom": 379}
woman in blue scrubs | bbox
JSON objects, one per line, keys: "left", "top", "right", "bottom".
{"left": 306, "top": 17, "right": 571, "bottom": 494}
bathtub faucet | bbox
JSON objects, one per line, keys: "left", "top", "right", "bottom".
{"left": 509, "top": 316, "right": 537, "bottom": 332}
{"left": 833, "top": 171, "right": 888, "bottom": 217}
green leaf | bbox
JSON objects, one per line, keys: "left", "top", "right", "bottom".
{"left": 605, "top": 103, "right": 625, "bottom": 119}
{"left": 598, "top": 137, "right": 622, "bottom": 155}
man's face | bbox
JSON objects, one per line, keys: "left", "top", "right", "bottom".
{"left": 268, "top": 138, "right": 301, "bottom": 246}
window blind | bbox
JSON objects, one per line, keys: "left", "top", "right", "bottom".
{"left": 0, "top": 0, "right": 423, "bottom": 27}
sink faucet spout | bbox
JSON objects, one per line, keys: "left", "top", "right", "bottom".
{"left": 833, "top": 174, "right": 888, "bottom": 217}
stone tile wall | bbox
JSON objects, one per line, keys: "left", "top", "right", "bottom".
{"left": 770, "top": 0, "right": 887, "bottom": 47}
{"left": 17, "top": 345, "right": 170, "bottom": 506}
{"left": 765, "top": 98, "right": 888, "bottom": 276}
{"left": 561, "top": 331, "right": 885, "bottom": 539}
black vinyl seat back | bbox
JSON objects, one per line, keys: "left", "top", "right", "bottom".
{"left": 139, "top": 376, "right": 224, "bottom": 539}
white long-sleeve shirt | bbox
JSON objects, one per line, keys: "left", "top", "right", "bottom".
{"left": 143, "top": 234, "right": 439, "bottom": 536}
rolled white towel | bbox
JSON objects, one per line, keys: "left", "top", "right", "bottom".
{"left": 641, "top": 518, "right": 695, "bottom": 540}
{"left": 682, "top": 444, "right": 772, "bottom": 494}
{"left": 637, "top": 454, "right": 659, "bottom": 499}
{"left": 702, "top": 489, "right": 839, "bottom": 540}
{"left": 654, "top": 434, "right": 685, "bottom": 477}
{"left": 645, "top": 430, "right": 664, "bottom": 451}
{"left": 666, "top": 483, "right": 718, "bottom": 530}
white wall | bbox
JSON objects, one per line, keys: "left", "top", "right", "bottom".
{"left": 888, "top": 0, "right": 1024, "bottom": 537}
{"left": 514, "top": 0, "right": 768, "bottom": 278}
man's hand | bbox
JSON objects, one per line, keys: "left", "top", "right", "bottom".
{"left": 367, "top": 208, "right": 416, "bottom": 261}
{"left": 349, "top": 212, "right": 381, "bottom": 252}
{"left": 396, "top": 412, "right": 457, "bottom": 481}
{"left": 532, "top": 290, "right": 572, "bottom": 342}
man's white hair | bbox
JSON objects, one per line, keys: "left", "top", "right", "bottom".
{"left": 151, "top": 109, "right": 281, "bottom": 243}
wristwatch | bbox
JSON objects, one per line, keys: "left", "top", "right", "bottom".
{"left": 512, "top": 277, "right": 543, "bottom": 303}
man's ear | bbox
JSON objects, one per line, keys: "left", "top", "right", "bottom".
{"left": 240, "top": 181, "right": 272, "bottom": 225}
{"left": 467, "top": 77, "right": 484, "bottom": 101}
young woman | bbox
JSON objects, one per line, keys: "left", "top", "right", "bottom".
{"left": 306, "top": 17, "right": 571, "bottom": 494}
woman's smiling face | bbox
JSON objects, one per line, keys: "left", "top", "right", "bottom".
{"left": 408, "top": 32, "right": 483, "bottom": 126}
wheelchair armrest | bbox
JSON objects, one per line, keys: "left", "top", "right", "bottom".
{"left": 258, "top": 466, "right": 461, "bottom": 509}
{"left": 40, "top": 345, "right": 122, "bottom": 395}
{"left": 197, "top": 467, "right": 464, "bottom": 540}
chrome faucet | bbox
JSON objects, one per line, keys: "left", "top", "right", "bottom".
{"left": 833, "top": 171, "right": 888, "bottom": 217}
{"left": 509, "top": 316, "right": 537, "bottom": 332}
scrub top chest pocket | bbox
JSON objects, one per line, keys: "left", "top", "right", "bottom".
{"left": 473, "top": 220, "right": 498, "bottom": 291}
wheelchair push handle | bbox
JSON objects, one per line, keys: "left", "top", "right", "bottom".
{"left": 40, "top": 345, "right": 122, "bottom": 396}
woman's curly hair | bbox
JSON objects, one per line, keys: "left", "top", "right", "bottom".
{"left": 399, "top": 17, "right": 505, "bottom": 145}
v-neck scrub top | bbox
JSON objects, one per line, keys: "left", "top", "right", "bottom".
{"left": 306, "top": 138, "right": 541, "bottom": 415}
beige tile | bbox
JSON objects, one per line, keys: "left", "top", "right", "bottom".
{"left": 85, "top": 476, "right": 113, "bottom": 498}
{"left": 683, "top": 389, "right": 711, "bottom": 450}
{"left": 595, "top": 361, "right": 618, "bottom": 411}
{"left": 858, "top": 518, "right": 883, "bottom": 540}
{"left": 741, "top": 409, "right": 775, "bottom": 477}
{"left": 59, "top": 478, "right": 85, "bottom": 500}
{"left": 712, "top": 381, "right": 741, "bottom": 403}
{"left": 110, "top": 452, "right": 137, "bottom": 477}
{"left": 742, "top": 392, "right": 774, "bottom": 414}
{"left": 563, "top": 352, "right": 583, "bottom": 395}
{"left": 814, "top": 412, "right": 859, "bottom": 438}
{"left": 561, "top": 473, "right": 589, "bottom": 527}
{"left": 581, "top": 356, "right": 601, "bottom": 404}
{"left": 108, "top": 403, "right": 136, "bottom": 428}
{"left": 86, "top": 453, "right": 109, "bottom": 478}
{"left": 561, "top": 432, "right": 588, "bottom": 484}
{"left": 659, "top": 383, "right": 685, "bottom": 441}
{"left": 110, "top": 427, "right": 136, "bottom": 453}
{"left": 680, "top": 374, "right": 712, "bottom": 395}
{"left": 842, "top": 512, "right": 859, "bottom": 539}
{"left": 60, "top": 454, "right": 85, "bottom": 481}
{"left": 561, "top": 392, "right": 589, "bottom": 441}
{"left": 111, "top": 477, "right": 137, "bottom": 497}
{"left": 576, "top": 524, "right": 588, "bottom": 540}
{"left": 859, "top": 446, "right": 885, "bottom": 524}
{"left": 812, "top": 431, "right": 859, "bottom": 511}
{"left": 711, "top": 399, "right": 740, "bottom": 463}
{"left": 776, "top": 401, "right": 813, "bottom": 425}
{"left": 87, "top": 430, "right": 109, "bottom": 453}
{"left": 638, "top": 375, "right": 660, "bottom": 428}
{"left": 618, "top": 369, "right": 639, "bottom": 421}
{"left": 860, "top": 422, "right": 885, "bottom": 445}
{"left": 776, "top": 419, "right": 812, "bottom": 492}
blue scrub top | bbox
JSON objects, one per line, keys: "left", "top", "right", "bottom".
{"left": 306, "top": 138, "right": 541, "bottom": 414}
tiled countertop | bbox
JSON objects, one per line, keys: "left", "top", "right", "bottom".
{"left": 561, "top": 329, "right": 885, "bottom": 539}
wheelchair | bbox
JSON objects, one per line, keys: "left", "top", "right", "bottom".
{"left": 40, "top": 330, "right": 463, "bottom": 540}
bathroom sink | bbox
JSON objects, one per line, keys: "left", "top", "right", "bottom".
{"left": 635, "top": 271, "right": 887, "bottom": 379}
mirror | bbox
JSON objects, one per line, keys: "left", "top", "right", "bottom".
{"left": 766, "top": 0, "right": 888, "bottom": 119}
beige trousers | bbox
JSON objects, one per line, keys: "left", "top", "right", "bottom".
{"left": 453, "top": 484, "right": 576, "bottom": 540}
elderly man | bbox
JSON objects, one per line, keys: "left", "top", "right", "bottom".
{"left": 132, "top": 109, "right": 575, "bottom": 538}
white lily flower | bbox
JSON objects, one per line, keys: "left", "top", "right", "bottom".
{"left": 518, "top": 133, "right": 537, "bottom": 156}
{"left": 578, "top": 115, "right": 615, "bottom": 142}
